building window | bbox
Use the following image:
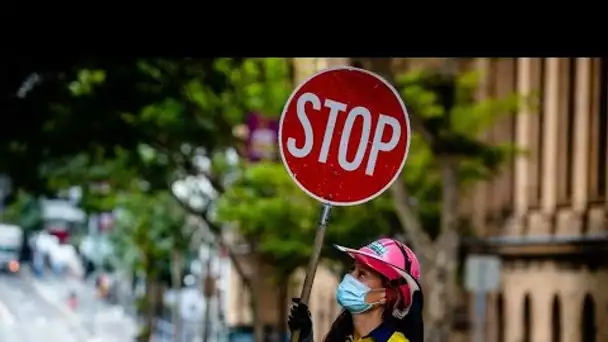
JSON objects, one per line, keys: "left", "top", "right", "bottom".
{"left": 565, "top": 58, "right": 577, "bottom": 201}
{"left": 589, "top": 58, "right": 608, "bottom": 201}
{"left": 551, "top": 295, "right": 562, "bottom": 342}
{"left": 486, "top": 58, "right": 498, "bottom": 219}
{"left": 528, "top": 59, "right": 546, "bottom": 209}
{"left": 597, "top": 59, "right": 607, "bottom": 199}
{"left": 510, "top": 58, "right": 519, "bottom": 209}
{"left": 537, "top": 59, "right": 547, "bottom": 205}
{"left": 581, "top": 294, "right": 596, "bottom": 342}
{"left": 523, "top": 293, "right": 532, "bottom": 342}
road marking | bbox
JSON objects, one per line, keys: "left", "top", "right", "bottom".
{"left": 0, "top": 299, "right": 16, "bottom": 326}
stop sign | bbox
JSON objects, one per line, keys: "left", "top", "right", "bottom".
{"left": 279, "top": 67, "right": 411, "bottom": 206}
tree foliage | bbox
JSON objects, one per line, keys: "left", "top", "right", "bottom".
{"left": 216, "top": 162, "right": 317, "bottom": 272}
{"left": 1, "top": 58, "right": 275, "bottom": 196}
{"left": 393, "top": 68, "right": 525, "bottom": 239}
{"left": 0, "top": 190, "right": 43, "bottom": 232}
{"left": 112, "top": 191, "right": 192, "bottom": 281}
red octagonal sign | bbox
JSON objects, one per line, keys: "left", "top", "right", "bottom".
{"left": 279, "top": 67, "right": 411, "bottom": 206}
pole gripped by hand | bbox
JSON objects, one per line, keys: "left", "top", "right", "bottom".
{"left": 290, "top": 203, "right": 332, "bottom": 342}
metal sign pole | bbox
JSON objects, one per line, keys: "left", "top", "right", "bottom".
{"left": 465, "top": 255, "right": 501, "bottom": 342}
{"left": 474, "top": 261, "right": 487, "bottom": 342}
{"left": 290, "top": 203, "right": 332, "bottom": 342}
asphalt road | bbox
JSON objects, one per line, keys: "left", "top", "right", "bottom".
{"left": 0, "top": 271, "right": 87, "bottom": 342}
{"left": 0, "top": 270, "right": 135, "bottom": 342}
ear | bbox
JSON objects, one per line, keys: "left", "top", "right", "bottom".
{"left": 385, "top": 287, "right": 400, "bottom": 304}
{"left": 365, "top": 289, "right": 387, "bottom": 304}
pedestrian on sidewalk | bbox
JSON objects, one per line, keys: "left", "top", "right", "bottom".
{"left": 288, "top": 239, "right": 424, "bottom": 342}
{"left": 33, "top": 248, "right": 45, "bottom": 278}
{"left": 67, "top": 290, "right": 79, "bottom": 311}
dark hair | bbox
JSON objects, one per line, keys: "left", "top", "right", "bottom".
{"left": 323, "top": 310, "right": 353, "bottom": 342}
{"left": 398, "top": 290, "right": 424, "bottom": 342}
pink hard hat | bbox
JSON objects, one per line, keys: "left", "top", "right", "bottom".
{"left": 335, "top": 238, "right": 421, "bottom": 315}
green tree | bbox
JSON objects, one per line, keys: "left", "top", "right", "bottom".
{"left": 216, "top": 162, "right": 317, "bottom": 341}
{"left": 1, "top": 57, "right": 247, "bottom": 196}
{"left": 1, "top": 190, "right": 43, "bottom": 233}
{"left": 23, "top": 57, "right": 296, "bottom": 342}
{"left": 26, "top": 57, "right": 288, "bottom": 275}
{"left": 112, "top": 190, "right": 192, "bottom": 342}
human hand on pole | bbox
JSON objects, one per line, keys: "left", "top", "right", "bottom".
{"left": 288, "top": 298, "right": 312, "bottom": 338}
{"left": 289, "top": 203, "right": 331, "bottom": 342}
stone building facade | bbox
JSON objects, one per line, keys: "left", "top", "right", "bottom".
{"left": 460, "top": 58, "right": 608, "bottom": 342}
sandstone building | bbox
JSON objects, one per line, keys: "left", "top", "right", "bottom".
{"left": 460, "top": 58, "right": 607, "bottom": 342}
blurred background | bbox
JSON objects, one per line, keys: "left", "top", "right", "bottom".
{"left": 0, "top": 57, "right": 606, "bottom": 342}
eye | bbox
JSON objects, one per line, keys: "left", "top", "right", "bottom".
{"left": 357, "top": 269, "right": 368, "bottom": 280}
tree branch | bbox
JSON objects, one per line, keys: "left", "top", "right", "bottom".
{"left": 168, "top": 188, "right": 253, "bottom": 291}
{"left": 388, "top": 183, "right": 434, "bottom": 267}
{"left": 362, "top": 58, "right": 436, "bottom": 265}
{"left": 200, "top": 169, "right": 226, "bottom": 194}
{"left": 408, "top": 114, "right": 436, "bottom": 147}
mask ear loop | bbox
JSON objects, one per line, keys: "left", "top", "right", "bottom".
{"left": 365, "top": 287, "right": 388, "bottom": 307}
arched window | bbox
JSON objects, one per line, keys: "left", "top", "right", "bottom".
{"left": 497, "top": 293, "right": 504, "bottom": 342}
{"left": 523, "top": 293, "right": 532, "bottom": 342}
{"left": 581, "top": 294, "right": 596, "bottom": 342}
{"left": 551, "top": 294, "right": 562, "bottom": 342}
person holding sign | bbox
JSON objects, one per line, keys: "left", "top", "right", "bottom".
{"left": 288, "top": 238, "right": 424, "bottom": 342}
{"left": 280, "top": 67, "right": 418, "bottom": 342}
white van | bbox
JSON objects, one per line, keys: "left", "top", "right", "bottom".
{"left": 0, "top": 223, "right": 23, "bottom": 273}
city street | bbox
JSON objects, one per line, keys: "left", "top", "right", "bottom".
{"left": 0, "top": 272, "right": 88, "bottom": 341}
{"left": 0, "top": 270, "right": 136, "bottom": 342}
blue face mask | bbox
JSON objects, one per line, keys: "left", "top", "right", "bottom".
{"left": 336, "top": 274, "right": 383, "bottom": 314}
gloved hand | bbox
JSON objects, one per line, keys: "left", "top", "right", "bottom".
{"left": 288, "top": 298, "right": 312, "bottom": 338}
